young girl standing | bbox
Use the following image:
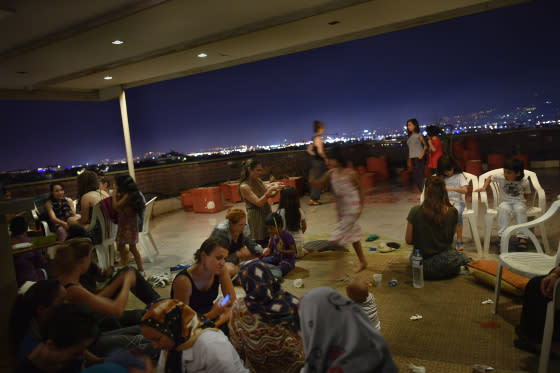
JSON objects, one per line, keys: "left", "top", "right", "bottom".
{"left": 406, "top": 118, "right": 428, "bottom": 192}
{"left": 475, "top": 158, "right": 531, "bottom": 248}
{"left": 277, "top": 186, "right": 308, "bottom": 258}
{"left": 437, "top": 156, "right": 468, "bottom": 251}
{"left": 113, "top": 174, "right": 145, "bottom": 273}
{"left": 311, "top": 146, "right": 368, "bottom": 274}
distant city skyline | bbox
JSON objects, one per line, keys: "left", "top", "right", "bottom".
{"left": 1, "top": 0, "right": 559, "bottom": 172}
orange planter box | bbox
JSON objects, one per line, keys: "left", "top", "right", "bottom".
{"left": 513, "top": 154, "right": 529, "bottom": 169}
{"left": 180, "top": 189, "right": 193, "bottom": 211}
{"left": 192, "top": 187, "right": 223, "bottom": 213}
{"left": 366, "top": 156, "right": 389, "bottom": 180}
{"left": 357, "top": 165, "right": 367, "bottom": 175}
{"left": 220, "top": 183, "right": 231, "bottom": 201}
{"left": 360, "top": 172, "right": 375, "bottom": 188}
{"left": 465, "top": 160, "right": 482, "bottom": 176}
{"left": 277, "top": 177, "right": 304, "bottom": 196}
{"left": 226, "top": 182, "right": 242, "bottom": 203}
{"left": 487, "top": 153, "right": 506, "bottom": 170}
{"left": 401, "top": 169, "right": 412, "bottom": 185}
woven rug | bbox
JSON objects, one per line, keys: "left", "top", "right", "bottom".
{"left": 126, "top": 233, "right": 544, "bottom": 372}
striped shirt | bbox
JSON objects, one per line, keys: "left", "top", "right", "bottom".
{"left": 359, "top": 293, "right": 380, "bottom": 330}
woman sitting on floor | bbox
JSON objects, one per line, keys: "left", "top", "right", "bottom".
{"left": 55, "top": 238, "right": 159, "bottom": 356}
{"left": 171, "top": 237, "right": 236, "bottom": 329}
{"left": 55, "top": 239, "right": 159, "bottom": 324}
{"left": 298, "top": 287, "right": 398, "bottom": 373}
{"left": 405, "top": 175, "right": 472, "bottom": 279}
{"left": 141, "top": 299, "right": 248, "bottom": 373}
{"left": 210, "top": 208, "right": 263, "bottom": 277}
{"left": 229, "top": 259, "right": 304, "bottom": 373}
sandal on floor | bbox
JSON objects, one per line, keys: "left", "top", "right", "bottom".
{"left": 378, "top": 243, "right": 395, "bottom": 253}
{"left": 308, "top": 199, "right": 321, "bottom": 206}
{"left": 365, "top": 234, "right": 380, "bottom": 242}
{"left": 456, "top": 241, "right": 464, "bottom": 251}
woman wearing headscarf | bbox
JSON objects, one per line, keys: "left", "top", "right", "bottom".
{"left": 140, "top": 299, "right": 248, "bottom": 373}
{"left": 228, "top": 259, "right": 304, "bottom": 373}
{"left": 298, "top": 287, "right": 398, "bottom": 373}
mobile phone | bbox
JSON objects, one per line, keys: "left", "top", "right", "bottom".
{"left": 220, "top": 294, "right": 230, "bottom": 306}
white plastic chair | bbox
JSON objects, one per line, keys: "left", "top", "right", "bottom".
{"left": 31, "top": 203, "right": 58, "bottom": 259}
{"left": 88, "top": 203, "right": 117, "bottom": 270}
{"left": 138, "top": 197, "right": 159, "bottom": 263}
{"left": 420, "top": 172, "right": 482, "bottom": 255}
{"left": 479, "top": 169, "right": 548, "bottom": 255}
{"left": 493, "top": 199, "right": 560, "bottom": 315}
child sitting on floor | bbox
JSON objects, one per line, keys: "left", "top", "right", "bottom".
{"left": 346, "top": 276, "right": 380, "bottom": 330}
{"left": 262, "top": 212, "right": 296, "bottom": 277}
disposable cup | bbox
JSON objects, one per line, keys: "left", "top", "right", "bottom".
{"left": 373, "top": 273, "right": 383, "bottom": 287}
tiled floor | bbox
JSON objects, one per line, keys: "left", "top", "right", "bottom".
{"left": 141, "top": 167, "right": 560, "bottom": 277}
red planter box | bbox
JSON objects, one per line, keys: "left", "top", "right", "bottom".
{"left": 180, "top": 189, "right": 193, "bottom": 211}
{"left": 487, "top": 153, "right": 506, "bottom": 170}
{"left": 192, "top": 187, "right": 223, "bottom": 213}
{"left": 225, "top": 182, "right": 242, "bottom": 203}
{"left": 366, "top": 156, "right": 389, "bottom": 180}
{"left": 465, "top": 160, "right": 482, "bottom": 176}
{"left": 513, "top": 154, "right": 529, "bottom": 169}
{"left": 220, "top": 183, "right": 231, "bottom": 201}
{"left": 360, "top": 172, "right": 375, "bottom": 188}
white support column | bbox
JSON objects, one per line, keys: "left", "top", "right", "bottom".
{"left": 118, "top": 89, "right": 136, "bottom": 181}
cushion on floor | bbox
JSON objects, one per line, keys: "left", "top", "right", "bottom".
{"left": 467, "top": 259, "right": 530, "bottom": 296}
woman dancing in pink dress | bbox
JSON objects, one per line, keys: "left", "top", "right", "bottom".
{"left": 311, "top": 146, "right": 368, "bottom": 275}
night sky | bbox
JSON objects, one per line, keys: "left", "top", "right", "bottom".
{"left": 1, "top": 0, "right": 559, "bottom": 171}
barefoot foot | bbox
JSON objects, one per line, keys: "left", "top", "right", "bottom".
{"left": 353, "top": 261, "right": 367, "bottom": 273}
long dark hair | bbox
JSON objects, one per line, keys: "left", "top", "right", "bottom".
{"left": 421, "top": 176, "right": 453, "bottom": 226}
{"left": 278, "top": 186, "right": 301, "bottom": 232}
{"left": 436, "top": 155, "right": 462, "bottom": 177}
{"left": 313, "top": 120, "right": 325, "bottom": 134}
{"left": 115, "top": 174, "right": 145, "bottom": 215}
{"left": 406, "top": 118, "right": 420, "bottom": 136}
{"left": 10, "top": 280, "right": 63, "bottom": 347}
{"left": 77, "top": 171, "right": 100, "bottom": 200}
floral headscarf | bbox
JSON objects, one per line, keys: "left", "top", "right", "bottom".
{"left": 239, "top": 259, "right": 300, "bottom": 332}
{"left": 298, "top": 287, "right": 398, "bottom": 373}
{"left": 141, "top": 299, "right": 215, "bottom": 373}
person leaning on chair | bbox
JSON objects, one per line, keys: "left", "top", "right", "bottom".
{"left": 515, "top": 265, "right": 560, "bottom": 354}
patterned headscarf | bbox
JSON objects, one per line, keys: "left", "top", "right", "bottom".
{"left": 298, "top": 287, "right": 398, "bottom": 373}
{"left": 141, "top": 299, "right": 215, "bottom": 373}
{"left": 239, "top": 259, "right": 300, "bottom": 332}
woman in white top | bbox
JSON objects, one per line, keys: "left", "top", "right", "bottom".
{"left": 276, "top": 186, "right": 308, "bottom": 257}
{"left": 141, "top": 299, "right": 248, "bottom": 373}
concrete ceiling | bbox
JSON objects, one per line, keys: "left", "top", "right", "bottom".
{"left": 0, "top": 0, "right": 527, "bottom": 101}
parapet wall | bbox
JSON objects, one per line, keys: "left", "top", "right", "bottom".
{"left": 6, "top": 128, "right": 559, "bottom": 203}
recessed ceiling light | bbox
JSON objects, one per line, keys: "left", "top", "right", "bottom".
{"left": 104, "top": 76, "right": 112, "bottom": 80}
{"left": 112, "top": 40, "right": 124, "bottom": 45}
{"left": 197, "top": 53, "right": 207, "bottom": 58}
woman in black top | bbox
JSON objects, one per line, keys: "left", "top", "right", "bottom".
{"left": 171, "top": 238, "right": 236, "bottom": 328}
{"left": 306, "top": 120, "right": 328, "bottom": 205}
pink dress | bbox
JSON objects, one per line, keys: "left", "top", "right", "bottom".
{"left": 329, "top": 169, "right": 362, "bottom": 245}
{"left": 116, "top": 197, "right": 138, "bottom": 246}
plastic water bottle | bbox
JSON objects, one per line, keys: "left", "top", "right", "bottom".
{"left": 412, "top": 249, "right": 424, "bottom": 288}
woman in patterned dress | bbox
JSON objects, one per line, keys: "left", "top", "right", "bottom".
{"left": 228, "top": 259, "right": 304, "bottom": 373}
{"left": 310, "top": 146, "right": 367, "bottom": 274}
{"left": 239, "top": 159, "right": 277, "bottom": 246}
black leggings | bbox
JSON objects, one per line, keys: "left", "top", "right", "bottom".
{"left": 517, "top": 275, "right": 560, "bottom": 343}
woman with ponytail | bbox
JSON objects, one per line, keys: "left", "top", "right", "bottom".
{"left": 239, "top": 159, "right": 277, "bottom": 246}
